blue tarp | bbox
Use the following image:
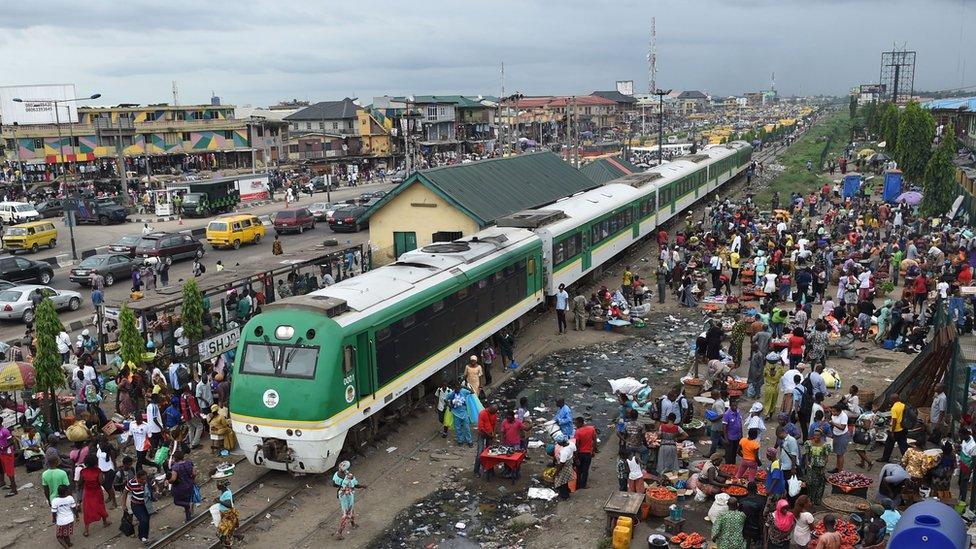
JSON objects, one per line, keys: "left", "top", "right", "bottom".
{"left": 842, "top": 174, "right": 862, "bottom": 198}
{"left": 883, "top": 170, "right": 903, "bottom": 203}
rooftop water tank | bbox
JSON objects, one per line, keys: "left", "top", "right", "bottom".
{"left": 888, "top": 501, "right": 969, "bottom": 549}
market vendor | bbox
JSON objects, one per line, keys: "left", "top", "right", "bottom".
{"left": 696, "top": 452, "right": 729, "bottom": 496}
{"left": 878, "top": 462, "right": 910, "bottom": 506}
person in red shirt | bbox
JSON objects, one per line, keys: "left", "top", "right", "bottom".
{"left": 959, "top": 264, "right": 973, "bottom": 286}
{"left": 913, "top": 273, "right": 928, "bottom": 312}
{"left": 573, "top": 417, "right": 597, "bottom": 489}
{"left": 474, "top": 405, "right": 498, "bottom": 477}
{"left": 500, "top": 410, "right": 524, "bottom": 447}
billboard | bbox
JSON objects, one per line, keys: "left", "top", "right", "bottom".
{"left": 0, "top": 84, "right": 78, "bottom": 125}
{"left": 616, "top": 80, "right": 635, "bottom": 96}
{"left": 859, "top": 84, "right": 886, "bottom": 95}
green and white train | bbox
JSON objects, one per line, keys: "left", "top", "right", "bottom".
{"left": 229, "top": 142, "right": 752, "bottom": 473}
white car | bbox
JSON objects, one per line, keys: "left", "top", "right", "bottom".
{"left": 0, "top": 284, "right": 82, "bottom": 323}
{"left": 308, "top": 202, "right": 331, "bottom": 221}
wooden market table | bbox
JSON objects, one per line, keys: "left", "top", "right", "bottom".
{"left": 603, "top": 490, "right": 645, "bottom": 535}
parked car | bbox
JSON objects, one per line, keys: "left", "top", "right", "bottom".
{"left": 273, "top": 208, "right": 316, "bottom": 234}
{"left": 328, "top": 205, "right": 368, "bottom": 233}
{"left": 135, "top": 232, "right": 204, "bottom": 265}
{"left": 109, "top": 234, "right": 142, "bottom": 255}
{"left": 389, "top": 170, "right": 407, "bottom": 184}
{"left": 310, "top": 176, "right": 333, "bottom": 192}
{"left": 0, "top": 202, "right": 41, "bottom": 224}
{"left": 0, "top": 255, "right": 54, "bottom": 285}
{"left": 34, "top": 199, "right": 65, "bottom": 218}
{"left": 0, "top": 280, "right": 14, "bottom": 291}
{"left": 308, "top": 202, "right": 332, "bottom": 221}
{"left": 69, "top": 253, "right": 137, "bottom": 286}
{"left": 0, "top": 285, "right": 81, "bottom": 323}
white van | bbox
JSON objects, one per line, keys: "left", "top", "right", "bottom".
{"left": 0, "top": 202, "right": 41, "bottom": 225}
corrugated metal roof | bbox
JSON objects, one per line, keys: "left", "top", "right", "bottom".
{"left": 361, "top": 152, "right": 598, "bottom": 226}
{"left": 580, "top": 156, "right": 641, "bottom": 185}
{"left": 284, "top": 98, "right": 359, "bottom": 121}
{"left": 922, "top": 97, "right": 976, "bottom": 112}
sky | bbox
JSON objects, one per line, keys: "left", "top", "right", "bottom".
{"left": 0, "top": 0, "right": 971, "bottom": 108}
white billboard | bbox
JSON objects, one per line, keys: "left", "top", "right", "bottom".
{"left": 0, "top": 84, "right": 78, "bottom": 125}
{"left": 616, "top": 80, "right": 635, "bottom": 96}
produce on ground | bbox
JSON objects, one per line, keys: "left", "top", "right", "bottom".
{"left": 670, "top": 532, "right": 705, "bottom": 548}
{"left": 827, "top": 471, "right": 872, "bottom": 488}
{"left": 647, "top": 487, "right": 676, "bottom": 500}
{"left": 811, "top": 517, "right": 859, "bottom": 546}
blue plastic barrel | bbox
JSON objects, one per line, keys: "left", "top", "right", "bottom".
{"left": 889, "top": 501, "right": 969, "bottom": 549}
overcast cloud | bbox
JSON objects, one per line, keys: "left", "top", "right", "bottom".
{"left": 0, "top": 0, "right": 971, "bottom": 107}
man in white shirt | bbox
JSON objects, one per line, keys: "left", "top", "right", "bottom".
{"left": 776, "top": 220, "right": 788, "bottom": 237}
{"left": 145, "top": 395, "right": 164, "bottom": 448}
{"left": 830, "top": 404, "right": 850, "bottom": 473}
{"left": 128, "top": 416, "right": 157, "bottom": 471}
{"left": 56, "top": 331, "right": 72, "bottom": 364}
{"left": 554, "top": 284, "right": 569, "bottom": 334}
{"left": 960, "top": 429, "right": 976, "bottom": 507}
{"left": 936, "top": 280, "right": 950, "bottom": 300}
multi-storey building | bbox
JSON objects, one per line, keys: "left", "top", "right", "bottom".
{"left": 1, "top": 103, "right": 260, "bottom": 183}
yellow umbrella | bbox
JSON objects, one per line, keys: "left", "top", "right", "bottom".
{"left": 857, "top": 148, "right": 875, "bottom": 158}
{"left": 0, "top": 361, "right": 36, "bottom": 391}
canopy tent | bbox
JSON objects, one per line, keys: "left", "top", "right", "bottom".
{"left": 896, "top": 191, "right": 923, "bottom": 206}
{"left": 882, "top": 170, "right": 903, "bottom": 203}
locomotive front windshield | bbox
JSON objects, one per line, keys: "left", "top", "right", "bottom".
{"left": 240, "top": 342, "right": 319, "bottom": 379}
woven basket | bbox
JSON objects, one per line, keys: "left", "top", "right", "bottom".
{"left": 648, "top": 494, "right": 676, "bottom": 518}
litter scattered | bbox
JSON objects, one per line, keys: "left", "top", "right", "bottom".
{"left": 527, "top": 440, "right": 544, "bottom": 449}
{"left": 386, "top": 446, "right": 397, "bottom": 453}
{"left": 455, "top": 522, "right": 466, "bottom": 529}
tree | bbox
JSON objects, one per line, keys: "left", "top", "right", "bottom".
{"left": 849, "top": 95, "right": 857, "bottom": 120}
{"left": 879, "top": 102, "right": 900, "bottom": 152}
{"left": 895, "top": 101, "right": 936, "bottom": 183}
{"left": 34, "top": 298, "right": 65, "bottom": 426}
{"left": 118, "top": 303, "right": 145, "bottom": 367}
{"left": 921, "top": 123, "right": 957, "bottom": 217}
{"left": 862, "top": 101, "right": 878, "bottom": 135}
{"left": 182, "top": 278, "right": 204, "bottom": 342}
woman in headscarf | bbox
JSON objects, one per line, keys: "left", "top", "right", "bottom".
{"left": 333, "top": 466, "right": 365, "bottom": 540}
{"left": 761, "top": 353, "right": 783, "bottom": 417}
{"left": 332, "top": 461, "right": 350, "bottom": 487}
{"left": 765, "top": 498, "right": 795, "bottom": 549}
{"left": 208, "top": 405, "right": 231, "bottom": 454}
{"left": 746, "top": 402, "right": 766, "bottom": 439}
{"left": 211, "top": 479, "right": 239, "bottom": 548}
{"left": 803, "top": 428, "right": 830, "bottom": 505}
{"left": 710, "top": 497, "right": 747, "bottom": 549}
{"left": 696, "top": 452, "right": 729, "bottom": 497}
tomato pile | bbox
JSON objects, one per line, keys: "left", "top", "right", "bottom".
{"left": 646, "top": 487, "right": 676, "bottom": 501}
{"left": 723, "top": 485, "right": 748, "bottom": 496}
{"left": 827, "top": 471, "right": 872, "bottom": 488}
{"left": 812, "top": 518, "right": 859, "bottom": 546}
{"left": 670, "top": 532, "right": 705, "bottom": 548}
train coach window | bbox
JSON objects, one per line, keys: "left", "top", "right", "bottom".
{"left": 527, "top": 258, "right": 536, "bottom": 276}
{"left": 343, "top": 345, "right": 356, "bottom": 375}
{"left": 431, "top": 300, "right": 444, "bottom": 313}
{"left": 401, "top": 314, "right": 416, "bottom": 329}
{"left": 376, "top": 327, "right": 391, "bottom": 341}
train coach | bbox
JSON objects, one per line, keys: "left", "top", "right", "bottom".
{"left": 229, "top": 142, "right": 752, "bottom": 473}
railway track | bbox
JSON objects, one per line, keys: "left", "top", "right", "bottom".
{"left": 149, "top": 469, "right": 311, "bottom": 549}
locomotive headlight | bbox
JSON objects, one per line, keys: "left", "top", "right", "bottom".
{"left": 275, "top": 325, "right": 295, "bottom": 340}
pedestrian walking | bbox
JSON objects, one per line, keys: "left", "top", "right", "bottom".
{"left": 572, "top": 293, "right": 586, "bottom": 331}
{"left": 79, "top": 454, "right": 111, "bottom": 536}
{"left": 123, "top": 469, "right": 152, "bottom": 544}
{"left": 180, "top": 385, "right": 204, "bottom": 449}
{"left": 51, "top": 485, "right": 77, "bottom": 549}
{"left": 0, "top": 426, "right": 17, "bottom": 496}
{"left": 333, "top": 467, "right": 365, "bottom": 539}
{"left": 272, "top": 235, "right": 283, "bottom": 255}
{"left": 168, "top": 450, "right": 196, "bottom": 523}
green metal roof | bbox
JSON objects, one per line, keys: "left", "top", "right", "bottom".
{"left": 390, "top": 95, "right": 492, "bottom": 108}
{"left": 359, "top": 152, "right": 598, "bottom": 226}
{"left": 579, "top": 156, "right": 642, "bottom": 185}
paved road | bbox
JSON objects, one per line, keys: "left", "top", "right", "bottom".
{"left": 0, "top": 183, "right": 389, "bottom": 342}
{"left": 21, "top": 180, "right": 395, "bottom": 264}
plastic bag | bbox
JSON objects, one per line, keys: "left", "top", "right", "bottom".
{"left": 788, "top": 474, "right": 802, "bottom": 497}
{"left": 694, "top": 488, "right": 707, "bottom": 502}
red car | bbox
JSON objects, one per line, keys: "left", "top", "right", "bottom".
{"left": 273, "top": 208, "right": 316, "bottom": 235}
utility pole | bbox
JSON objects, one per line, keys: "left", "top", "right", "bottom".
{"left": 500, "top": 62, "right": 506, "bottom": 156}
{"left": 654, "top": 89, "right": 671, "bottom": 166}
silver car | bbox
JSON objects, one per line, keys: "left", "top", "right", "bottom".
{"left": 0, "top": 284, "right": 82, "bottom": 324}
{"left": 308, "top": 202, "right": 331, "bottom": 221}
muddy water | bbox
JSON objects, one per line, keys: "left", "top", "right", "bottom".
{"left": 367, "top": 311, "right": 703, "bottom": 549}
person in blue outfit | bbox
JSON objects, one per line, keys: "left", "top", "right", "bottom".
{"left": 447, "top": 386, "right": 473, "bottom": 446}
{"left": 554, "top": 397, "right": 574, "bottom": 437}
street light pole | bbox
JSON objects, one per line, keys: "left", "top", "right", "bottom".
{"left": 653, "top": 89, "right": 671, "bottom": 166}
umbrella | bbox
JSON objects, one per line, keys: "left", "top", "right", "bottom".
{"left": 868, "top": 153, "right": 891, "bottom": 163}
{"left": 857, "top": 148, "right": 875, "bottom": 158}
{"left": 896, "top": 191, "right": 923, "bottom": 205}
{"left": 0, "top": 361, "right": 36, "bottom": 391}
